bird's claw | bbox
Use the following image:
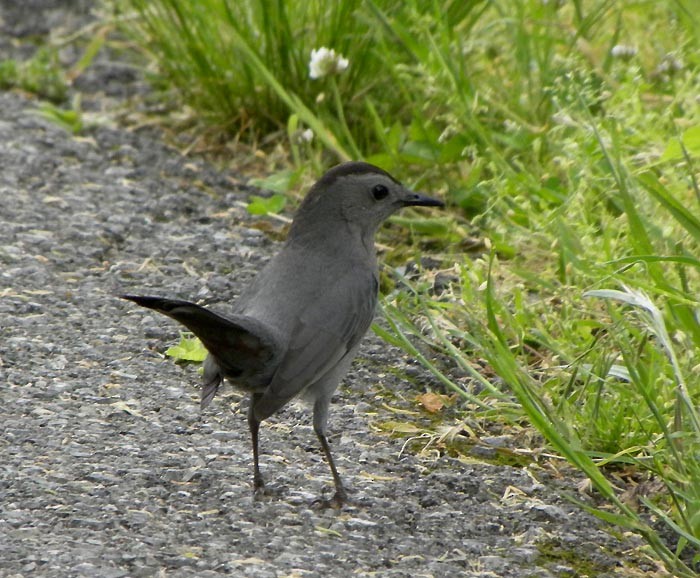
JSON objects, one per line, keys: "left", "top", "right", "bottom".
{"left": 311, "top": 490, "right": 348, "bottom": 509}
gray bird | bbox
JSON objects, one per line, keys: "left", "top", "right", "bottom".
{"left": 122, "top": 161, "right": 443, "bottom": 506}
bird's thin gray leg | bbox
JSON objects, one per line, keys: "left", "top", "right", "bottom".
{"left": 316, "top": 431, "right": 347, "bottom": 506}
{"left": 248, "top": 393, "right": 265, "bottom": 494}
{"left": 313, "top": 396, "right": 347, "bottom": 507}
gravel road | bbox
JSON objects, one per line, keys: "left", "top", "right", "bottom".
{"left": 0, "top": 2, "right": 656, "bottom": 576}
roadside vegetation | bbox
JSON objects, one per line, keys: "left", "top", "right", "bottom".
{"left": 83, "top": 0, "right": 700, "bottom": 574}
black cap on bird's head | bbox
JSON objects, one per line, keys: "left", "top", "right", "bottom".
{"left": 312, "top": 161, "right": 398, "bottom": 190}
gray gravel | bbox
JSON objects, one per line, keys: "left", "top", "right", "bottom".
{"left": 0, "top": 2, "right": 655, "bottom": 577}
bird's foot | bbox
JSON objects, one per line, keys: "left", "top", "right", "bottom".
{"left": 253, "top": 479, "right": 285, "bottom": 501}
{"left": 311, "top": 489, "right": 348, "bottom": 510}
{"left": 253, "top": 475, "right": 266, "bottom": 500}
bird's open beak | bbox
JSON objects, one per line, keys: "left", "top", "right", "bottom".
{"left": 402, "top": 190, "right": 445, "bottom": 208}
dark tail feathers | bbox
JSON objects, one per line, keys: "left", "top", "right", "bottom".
{"left": 121, "top": 295, "right": 280, "bottom": 404}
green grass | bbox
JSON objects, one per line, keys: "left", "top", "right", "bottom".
{"left": 0, "top": 46, "right": 69, "bottom": 102}
{"left": 114, "top": 0, "right": 700, "bottom": 573}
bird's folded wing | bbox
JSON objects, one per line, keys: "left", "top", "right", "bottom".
{"left": 253, "top": 271, "right": 378, "bottom": 421}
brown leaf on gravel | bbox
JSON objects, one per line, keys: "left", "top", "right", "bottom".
{"left": 417, "top": 392, "right": 449, "bottom": 413}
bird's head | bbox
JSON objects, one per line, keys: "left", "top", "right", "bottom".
{"left": 289, "top": 162, "right": 443, "bottom": 243}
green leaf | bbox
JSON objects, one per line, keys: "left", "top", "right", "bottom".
{"left": 249, "top": 170, "right": 294, "bottom": 193}
{"left": 165, "top": 334, "right": 207, "bottom": 362}
{"left": 605, "top": 255, "right": 700, "bottom": 269}
{"left": 400, "top": 140, "right": 440, "bottom": 163}
{"left": 35, "top": 102, "right": 83, "bottom": 134}
{"left": 638, "top": 172, "right": 700, "bottom": 244}
{"left": 386, "top": 121, "right": 403, "bottom": 153}
{"left": 364, "top": 153, "right": 396, "bottom": 171}
{"left": 661, "top": 125, "right": 700, "bottom": 161}
{"left": 371, "top": 322, "right": 403, "bottom": 348}
{"left": 246, "top": 194, "right": 287, "bottom": 216}
{"left": 438, "top": 134, "right": 470, "bottom": 163}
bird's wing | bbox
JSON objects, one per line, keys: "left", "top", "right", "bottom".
{"left": 252, "top": 269, "right": 378, "bottom": 421}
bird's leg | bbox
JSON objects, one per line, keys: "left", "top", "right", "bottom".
{"left": 313, "top": 397, "right": 347, "bottom": 507}
{"left": 316, "top": 430, "right": 348, "bottom": 507}
{"left": 248, "top": 393, "right": 265, "bottom": 495}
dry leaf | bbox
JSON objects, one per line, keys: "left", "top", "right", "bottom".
{"left": 417, "top": 392, "right": 447, "bottom": 413}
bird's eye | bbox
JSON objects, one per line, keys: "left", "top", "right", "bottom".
{"left": 371, "top": 184, "right": 389, "bottom": 201}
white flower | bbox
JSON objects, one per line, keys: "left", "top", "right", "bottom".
{"left": 309, "top": 47, "right": 349, "bottom": 79}
{"left": 611, "top": 44, "right": 637, "bottom": 60}
{"left": 299, "top": 128, "right": 314, "bottom": 143}
{"left": 503, "top": 119, "right": 519, "bottom": 133}
{"left": 552, "top": 111, "right": 576, "bottom": 127}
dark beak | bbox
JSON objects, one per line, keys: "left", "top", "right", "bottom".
{"left": 402, "top": 190, "right": 445, "bottom": 208}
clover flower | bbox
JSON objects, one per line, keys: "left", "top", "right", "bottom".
{"left": 309, "top": 47, "right": 349, "bottom": 79}
{"left": 610, "top": 44, "right": 637, "bottom": 60}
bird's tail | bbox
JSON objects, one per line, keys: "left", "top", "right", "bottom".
{"left": 121, "top": 295, "right": 278, "bottom": 407}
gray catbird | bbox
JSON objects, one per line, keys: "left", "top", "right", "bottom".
{"left": 122, "top": 161, "right": 443, "bottom": 505}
